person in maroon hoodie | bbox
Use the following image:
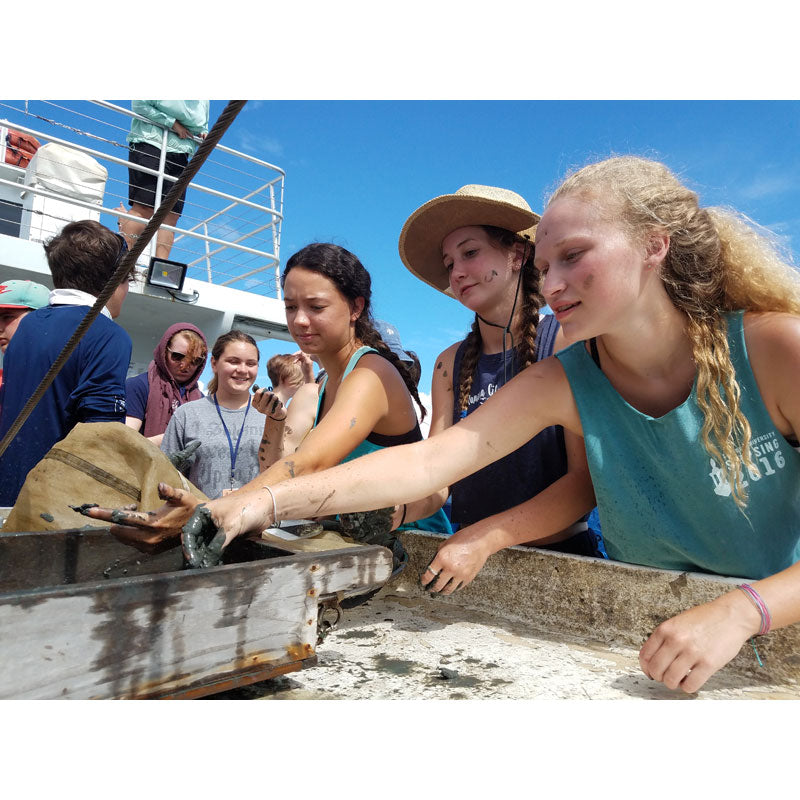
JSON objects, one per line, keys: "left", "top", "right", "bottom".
{"left": 125, "top": 322, "right": 208, "bottom": 446}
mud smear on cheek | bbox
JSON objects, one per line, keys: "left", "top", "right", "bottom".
{"left": 484, "top": 270, "right": 499, "bottom": 283}
{"left": 583, "top": 273, "right": 595, "bottom": 290}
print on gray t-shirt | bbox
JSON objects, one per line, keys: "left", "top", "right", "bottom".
{"left": 161, "top": 395, "right": 266, "bottom": 499}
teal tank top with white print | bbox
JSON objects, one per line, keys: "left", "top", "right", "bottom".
{"left": 315, "top": 346, "right": 452, "bottom": 535}
{"left": 556, "top": 310, "right": 800, "bottom": 579}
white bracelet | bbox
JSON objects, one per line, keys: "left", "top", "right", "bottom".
{"left": 261, "top": 485, "right": 280, "bottom": 528}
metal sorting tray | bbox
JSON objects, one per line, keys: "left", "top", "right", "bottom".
{"left": 0, "top": 528, "right": 392, "bottom": 699}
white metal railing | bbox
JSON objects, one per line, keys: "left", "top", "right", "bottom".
{"left": 0, "top": 100, "right": 285, "bottom": 298}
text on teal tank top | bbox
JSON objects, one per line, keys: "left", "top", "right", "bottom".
{"left": 556, "top": 310, "right": 800, "bottom": 579}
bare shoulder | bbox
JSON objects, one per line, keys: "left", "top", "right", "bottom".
{"left": 292, "top": 381, "right": 320, "bottom": 403}
{"left": 287, "top": 382, "right": 319, "bottom": 420}
{"left": 744, "top": 311, "right": 800, "bottom": 438}
{"left": 431, "top": 342, "right": 459, "bottom": 386}
{"left": 743, "top": 311, "right": 800, "bottom": 365}
{"left": 348, "top": 352, "right": 403, "bottom": 390}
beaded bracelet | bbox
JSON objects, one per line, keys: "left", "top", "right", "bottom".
{"left": 737, "top": 583, "right": 772, "bottom": 667}
{"left": 737, "top": 583, "right": 772, "bottom": 635}
{"left": 261, "top": 485, "right": 281, "bottom": 528}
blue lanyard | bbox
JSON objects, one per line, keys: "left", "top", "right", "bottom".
{"left": 213, "top": 393, "right": 251, "bottom": 488}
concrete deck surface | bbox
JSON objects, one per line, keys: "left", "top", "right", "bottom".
{"left": 215, "top": 587, "right": 798, "bottom": 700}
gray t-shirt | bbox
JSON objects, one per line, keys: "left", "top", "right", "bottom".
{"left": 161, "top": 395, "right": 266, "bottom": 499}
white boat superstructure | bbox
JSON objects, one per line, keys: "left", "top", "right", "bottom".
{"left": 0, "top": 100, "right": 293, "bottom": 375}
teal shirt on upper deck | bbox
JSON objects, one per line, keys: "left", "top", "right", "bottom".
{"left": 556, "top": 310, "right": 800, "bottom": 579}
{"left": 127, "top": 101, "right": 209, "bottom": 156}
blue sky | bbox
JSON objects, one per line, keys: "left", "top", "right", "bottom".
{"left": 196, "top": 99, "right": 800, "bottom": 404}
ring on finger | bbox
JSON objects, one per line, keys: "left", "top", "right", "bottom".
{"left": 425, "top": 565, "right": 440, "bottom": 577}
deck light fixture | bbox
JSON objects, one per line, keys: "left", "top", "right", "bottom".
{"left": 146, "top": 256, "right": 187, "bottom": 292}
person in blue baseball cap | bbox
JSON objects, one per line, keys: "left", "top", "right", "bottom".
{"left": 0, "top": 279, "right": 50, "bottom": 352}
{"left": 0, "top": 278, "right": 51, "bottom": 395}
{"left": 374, "top": 319, "right": 421, "bottom": 386}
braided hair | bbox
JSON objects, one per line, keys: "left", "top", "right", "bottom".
{"left": 456, "top": 226, "right": 544, "bottom": 415}
{"left": 283, "top": 243, "right": 427, "bottom": 419}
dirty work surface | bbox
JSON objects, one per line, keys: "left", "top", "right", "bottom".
{"left": 213, "top": 589, "right": 799, "bottom": 700}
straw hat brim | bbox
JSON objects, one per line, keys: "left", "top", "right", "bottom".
{"left": 398, "top": 194, "right": 540, "bottom": 294}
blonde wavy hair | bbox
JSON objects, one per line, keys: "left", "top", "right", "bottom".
{"left": 549, "top": 156, "right": 800, "bottom": 508}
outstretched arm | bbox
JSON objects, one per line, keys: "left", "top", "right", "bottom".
{"left": 83, "top": 357, "right": 573, "bottom": 546}
{"left": 214, "top": 357, "right": 575, "bottom": 542}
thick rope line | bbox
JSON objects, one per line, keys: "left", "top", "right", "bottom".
{"left": 0, "top": 100, "right": 248, "bottom": 460}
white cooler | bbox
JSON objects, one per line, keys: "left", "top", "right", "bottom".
{"left": 19, "top": 142, "right": 108, "bottom": 243}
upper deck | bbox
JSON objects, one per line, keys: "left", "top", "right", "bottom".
{"left": 0, "top": 101, "right": 293, "bottom": 372}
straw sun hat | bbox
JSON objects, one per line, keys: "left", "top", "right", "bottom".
{"left": 398, "top": 184, "right": 540, "bottom": 294}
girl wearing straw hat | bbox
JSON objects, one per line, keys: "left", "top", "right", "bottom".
{"left": 89, "top": 156, "right": 800, "bottom": 692}
{"left": 394, "top": 185, "right": 604, "bottom": 571}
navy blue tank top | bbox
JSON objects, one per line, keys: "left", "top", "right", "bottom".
{"left": 450, "top": 314, "right": 568, "bottom": 527}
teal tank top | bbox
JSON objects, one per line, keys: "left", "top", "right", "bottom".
{"left": 556, "top": 311, "right": 800, "bottom": 579}
{"left": 315, "top": 346, "right": 452, "bottom": 535}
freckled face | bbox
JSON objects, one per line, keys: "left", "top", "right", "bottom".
{"left": 0, "top": 308, "right": 30, "bottom": 352}
{"left": 442, "top": 226, "right": 519, "bottom": 313}
{"left": 283, "top": 267, "right": 359, "bottom": 354}
{"left": 534, "top": 196, "right": 646, "bottom": 341}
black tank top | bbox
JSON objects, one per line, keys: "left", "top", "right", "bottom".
{"left": 450, "top": 314, "right": 567, "bottom": 527}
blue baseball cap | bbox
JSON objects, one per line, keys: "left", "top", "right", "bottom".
{"left": 375, "top": 319, "right": 412, "bottom": 363}
{"left": 0, "top": 279, "right": 50, "bottom": 310}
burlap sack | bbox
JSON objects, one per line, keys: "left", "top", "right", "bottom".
{"left": 3, "top": 422, "right": 208, "bottom": 532}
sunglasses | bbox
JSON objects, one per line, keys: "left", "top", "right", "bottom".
{"left": 167, "top": 347, "right": 205, "bottom": 368}
{"left": 113, "top": 233, "right": 138, "bottom": 283}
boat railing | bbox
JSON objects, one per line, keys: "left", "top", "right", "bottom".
{"left": 0, "top": 100, "right": 285, "bottom": 298}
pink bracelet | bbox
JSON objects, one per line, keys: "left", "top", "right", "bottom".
{"left": 737, "top": 583, "right": 772, "bottom": 636}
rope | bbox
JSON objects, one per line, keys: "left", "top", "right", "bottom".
{"left": 0, "top": 100, "right": 248, "bottom": 460}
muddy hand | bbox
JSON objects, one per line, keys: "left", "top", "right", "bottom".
{"left": 182, "top": 505, "right": 227, "bottom": 568}
{"left": 420, "top": 525, "right": 493, "bottom": 595}
{"left": 166, "top": 439, "right": 201, "bottom": 471}
{"left": 252, "top": 386, "right": 287, "bottom": 420}
{"left": 421, "top": 557, "right": 462, "bottom": 596}
{"left": 74, "top": 483, "right": 201, "bottom": 552}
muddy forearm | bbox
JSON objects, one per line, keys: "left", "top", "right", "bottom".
{"left": 257, "top": 417, "right": 285, "bottom": 473}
